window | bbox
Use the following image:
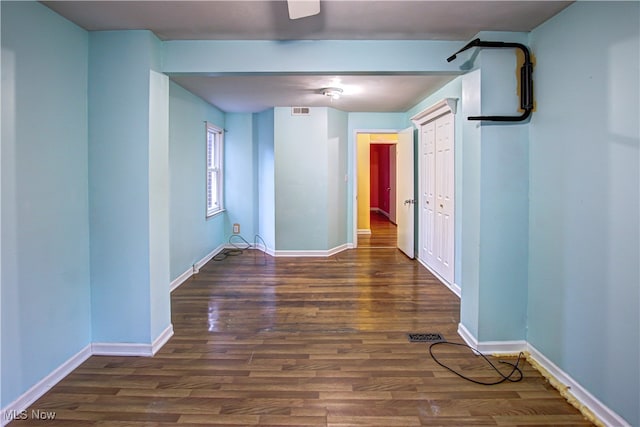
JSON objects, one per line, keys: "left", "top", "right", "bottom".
{"left": 206, "top": 122, "right": 224, "bottom": 217}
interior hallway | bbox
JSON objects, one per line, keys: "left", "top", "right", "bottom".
{"left": 358, "top": 211, "right": 397, "bottom": 248}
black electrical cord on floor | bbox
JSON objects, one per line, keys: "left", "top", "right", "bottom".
{"left": 213, "top": 235, "right": 252, "bottom": 261}
{"left": 253, "top": 234, "right": 268, "bottom": 265}
{"left": 429, "top": 341, "right": 525, "bottom": 385}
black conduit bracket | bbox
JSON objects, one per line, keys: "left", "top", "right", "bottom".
{"left": 447, "top": 38, "right": 534, "bottom": 122}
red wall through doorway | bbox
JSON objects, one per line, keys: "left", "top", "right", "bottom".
{"left": 370, "top": 144, "right": 392, "bottom": 216}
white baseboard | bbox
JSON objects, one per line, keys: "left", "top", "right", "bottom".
{"left": 370, "top": 207, "right": 390, "bottom": 218}
{"left": 449, "top": 282, "right": 462, "bottom": 298}
{"left": 457, "top": 323, "right": 527, "bottom": 354}
{"left": 327, "top": 243, "right": 353, "bottom": 256}
{"left": 480, "top": 339, "right": 528, "bottom": 354}
{"left": 418, "top": 259, "right": 461, "bottom": 298}
{"left": 273, "top": 250, "right": 331, "bottom": 257}
{"left": 171, "top": 243, "right": 353, "bottom": 264}
{"left": 91, "top": 342, "right": 154, "bottom": 357}
{"left": 247, "top": 243, "right": 354, "bottom": 258}
{"left": 527, "top": 344, "right": 631, "bottom": 427}
{"left": 1, "top": 344, "right": 92, "bottom": 426}
{"left": 194, "top": 243, "right": 226, "bottom": 272}
{"left": 92, "top": 324, "right": 174, "bottom": 357}
{"left": 456, "top": 322, "right": 478, "bottom": 348}
{"left": 357, "top": 229, "right": 372, "bottom": 235}
{"left": 274, "top": 243, "right": 352, "bottom": 257}
{"left": 170, "top": 243, "right": 226, "bottom": 292}
{"left": 456, "top": 324, "right": 629, "bottom": 427}
{"left": 169, "top": 267, "right": 193, "bottom": 293}
{"left": 252, "top": 242, "right": 275, "bottom": 256}
{"left": 1, "top": 324, "right": 175, "bottom": 426}
{"left": 152, "top": 324, "right": 174, "bottom": 355}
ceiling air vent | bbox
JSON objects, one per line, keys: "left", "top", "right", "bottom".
{"left": 291, "top": 107, "right": 310, "bottom": 116}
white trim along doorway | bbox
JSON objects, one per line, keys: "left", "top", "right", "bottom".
{"left": 353, "top": 130, "right": 399, "bottom": 248}
{"left": 411, "top": 98, "right": 457, "bottom": 286}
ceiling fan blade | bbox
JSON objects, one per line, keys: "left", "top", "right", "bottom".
{"left": 287, "top": 0, "right": 320, "bottom": 19}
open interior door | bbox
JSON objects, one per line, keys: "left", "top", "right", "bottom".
{"left": 389, "top": 145, "right": 397, "bottom": 224}
{"left": 396, "top": 127, "right": 415, "bottom": 258}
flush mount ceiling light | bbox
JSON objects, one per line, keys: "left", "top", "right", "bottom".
{"left": 287, "top": 0, "right": 320, "bottom": 19}
{"left": 321, "top": 87, "right": 343, "bottom": 100}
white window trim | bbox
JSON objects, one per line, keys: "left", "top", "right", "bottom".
{"left": 206, "top": 122, "right": 224, "bottom": 218}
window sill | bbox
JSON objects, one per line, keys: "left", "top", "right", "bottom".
{"left": 206, "top": 208, "right": 226, "bottom": 220}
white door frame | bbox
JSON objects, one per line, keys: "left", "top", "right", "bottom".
{"left": 411, "top": 98, "right": 458, "bottom": 286}
{"left": 352, "top": 129, "right": 401, "bottom": 248}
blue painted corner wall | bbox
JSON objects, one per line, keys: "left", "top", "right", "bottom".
{"left": 528, "top": 2, "right": 639, "bottom": 424}
{"left": 256, "top": 109, "right": 276, "bottom": 250}
{"left": 225, "top": 113, "right": 258, "bottom": 243}
{"left": 1, "top": 1, "right": 91, "bottom": 406}
{"left": 88, "top": 30, "right": 166, "bottom": 344}
{"left": 168, "top": 81, "right": 226, "bottom": 281}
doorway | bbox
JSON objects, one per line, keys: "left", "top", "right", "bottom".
{"left": 355, "top": 132, "right": 398, "bottom": 248}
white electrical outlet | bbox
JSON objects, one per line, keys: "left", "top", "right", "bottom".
{"left": 233, "top": 223, "right": 240, "bottom": 234}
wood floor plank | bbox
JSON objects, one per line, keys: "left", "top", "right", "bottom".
{"left": 327, "top": 414, "right": 422, "bottom": 426}
{"left": 358, "top": 211, "right": 397, "bottom": 248}
{"left": 8, "top": 242, "right": 593, "bottom": 426}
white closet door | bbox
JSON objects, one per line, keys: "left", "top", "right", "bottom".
{"left": 421, "top": 121, "right": 436, "bottom": 266}
{"left": 434, "top": 114, "right": 454, "bottom": 283}
{"left": 420, "top": 112, "right": 454, "bottom": 284}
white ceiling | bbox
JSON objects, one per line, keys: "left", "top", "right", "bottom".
{"left": 170, "top": 74, "right": 459, "bottom": 113}
{"left": 43, "top": 0, "right": 572, "bottom": 113}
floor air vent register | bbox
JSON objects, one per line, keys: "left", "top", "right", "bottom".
{"left": 407, "top": 332, "right": 445, "bottom": 343}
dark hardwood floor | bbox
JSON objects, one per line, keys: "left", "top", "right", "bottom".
{"left": 9, "top": 248, "right": 593, "bottom": 426}
{"left": 358, "top": 211, "right": 397, "bottom": 248}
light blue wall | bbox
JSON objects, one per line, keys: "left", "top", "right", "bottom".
{"left": 274, "top": 107, "right": 329, "bottom": 250}
{"left": 452, "top": 32, "right": 530, "bottom": 342}
{"left": 327, "top": 108, "right": 349, "bottom": 249}
{"left": 88, "top": 30, "right": 165, "bottom": 343}
{"left": 477, "top": 33, "right": 530, "bottom": 341}
{"left": 272, "top": 107, "right": 349, "bottom": 252}
{"left": 256, "top": 109, "right": 276, "bottom": 250}
{"left": 225, "top": 113, "right": 257, "bottom": 241}
{"left": 168, "top": 81, "right": 226, "bottom": 280}
{"left": 528, "top": 3, "right": 639, "bottom": 425}
{"left": 161, "top": 39, "right": 459, "bottom": 251}
{"left": 148, "top": 70, "right": 171, "bottom": 340}
{"left": 1, "top": 1, "right": 91, "bottom": 406}
{"left": 459, "top": 70, "right": 482, "bottom": 337}
{"left": 348, "top": 113, "right": 408, "bottom": 131}
{"left": 163, "top": 40, "right": 465, "bottom": 74}
{"left": 405, "top": 77, "right": 464, "bottom": 285}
